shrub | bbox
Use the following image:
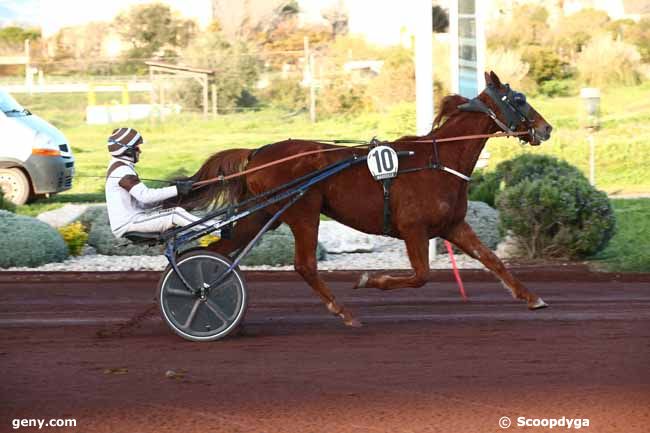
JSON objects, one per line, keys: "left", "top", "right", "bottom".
{"left": 469, "top": 154, "right": 588, "bottom": 207}
{"left": 497, "top": 176, "right": 616, "bottom": 259}
{"left": 0, "top": 188, "right": 16, "bottom": 212}
{"left": 367, "top": 46, "right": 415, "bottom": 108}
{"left": 58, "top": 221, "right": 89, "bottom": 256}
{"left": 241, "top": 224, "right": 326, "bottom": 266}
{"left": 262, "top": 78, "right": 307, "bottom": 111}
{"left": 318, "top": 78, "right": 372, "bottom": 117}
{"left": 576, "top": 34, "right": 642, "bottom": 87}
{"left": 0, "top": 210, "right": 69, "bottom": 268}
{"left": 538, "top": 79, "right": 577, "bottom": 97}
{"left": 468, "top": 170, "right": 502, "bottom": 208}
{"left": 522, "top": 46, "right": 572, "bottom": 86}
{"left": 78, "top": 206, "right": 163, "bottom": 256}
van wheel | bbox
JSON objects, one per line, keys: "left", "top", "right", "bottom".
{"left": 0, "top": 168, "right": 31, "bottom": 206}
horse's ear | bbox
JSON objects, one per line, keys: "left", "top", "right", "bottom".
{"left": 484, "top": 71, "right": 492, "bottom": 86}
{"left": 489, "top": 71, "right": 503, "bottom": 88}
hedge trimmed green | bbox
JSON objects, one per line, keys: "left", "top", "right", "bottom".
{"left": 470, "top": 154, "right": 588, "bottom": 207}
{"left": 0, "top": 189, "right": 16, "bottom": 212}
{"left": 0, "top": 210, "right": 69, "bottom": 268}
{"left": 78, "top": 206, "right": 164, "bottom": 256}
{"left": 241, "top": 224, "right": 326, "bottom": 266}
{"left": 497, "top": 176, "right": 616, "bottom": 259}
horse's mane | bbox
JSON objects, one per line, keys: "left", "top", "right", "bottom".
{"left": 432, "top": 94, "right": 470, "bottom": 131}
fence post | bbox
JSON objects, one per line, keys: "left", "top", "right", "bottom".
{"left": 212, "top": 84, "right": 217, "bottom": 119}
{"left": 588, "top": 134, "right": 596, "bottom": 186}
{"left": 309, "top": 54, "right": 316, "bottom": 123}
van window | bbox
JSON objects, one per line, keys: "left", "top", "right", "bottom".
{"left": 0, "top": 91, "right": 30, "bottom": 117}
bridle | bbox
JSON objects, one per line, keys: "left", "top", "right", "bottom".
{"left": 459, "top": 83, "right": 536, "bottom": 142}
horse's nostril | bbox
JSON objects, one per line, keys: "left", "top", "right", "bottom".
{"left": 545, "top": 125, "right": 553, "bottom": 135}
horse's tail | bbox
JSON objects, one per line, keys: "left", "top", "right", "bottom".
{"left": 179, "top": 148, "right": 253, "bottom": 210}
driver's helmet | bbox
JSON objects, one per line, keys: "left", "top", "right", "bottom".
{"left": 107, "top": 127, "right": 143, "bottom": 162}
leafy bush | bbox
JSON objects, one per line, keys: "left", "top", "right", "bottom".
{"left": 522, "top": 46, "right": 571, "bottom": 86}
{"left": 497, "top": 176, "right": 616, "bottom": 259}
{"left": 367, "top": 46, "right": 415, "bottom": 108}
{"left": 78, "top": 206, "right": 163, "bottom": 256}
{"left": 468, "top": 170, "right": 502, "bottom": 208}
{"left": 0, "top": 210, "right": 69, "bottom": 268}
{"left": 469, "top": 154, "right": 588, "bottom": 207}
{"left": 261, "top": 78, "right": 307, "bottom": 111}
{"left": 58, "top": 221, "right": 89, "bottom": 256}
{"left": 0, "top": 189, "right": 16, "bottom": 212}
{"left": 241, "top": 224, "right": 326, "bottom": 266}
{"left": 538, "top": 79, "right": 577, "bottom": 97}
{"left": 576, "top": 34, "right": 642, "bottom": 87}
{"left": 319, "top": 78, "right": 372, "bottom": 117}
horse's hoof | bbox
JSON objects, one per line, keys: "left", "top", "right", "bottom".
{"left": 344, "top": 317, "right": 363, "bottom": 328}
{"left": 528, "top": 297, "right": 548, "bottom": 310}
{"left": 353, "top": 272, "right": 369, "bottom": 290}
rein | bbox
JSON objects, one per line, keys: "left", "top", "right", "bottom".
{"left": 193, "top": 130, "right": 529, "bottom": 188}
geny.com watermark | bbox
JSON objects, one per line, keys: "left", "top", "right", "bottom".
{"left": 12, "top": 418, "right": 77, "bottom": 430}
{"left": 499, "top": 416, "right": 590, "bottom": 429}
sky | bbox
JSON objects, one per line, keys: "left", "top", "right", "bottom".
{"left": 0, "top": 0, "right": 213, "bottom": 36}
{"left": 0, "top": 0, "right": 423, "bottom": 46}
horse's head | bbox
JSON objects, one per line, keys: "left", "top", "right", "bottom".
{"left": 481, "top": 71, "right": 552, "bottom": 146}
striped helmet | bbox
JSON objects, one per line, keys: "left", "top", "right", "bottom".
{"left": 107, "top": 127, "right": 143, "bottom": 162}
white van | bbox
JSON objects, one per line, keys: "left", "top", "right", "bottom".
{"left": 0, "top": 90, "right": 74, "bottom": 205}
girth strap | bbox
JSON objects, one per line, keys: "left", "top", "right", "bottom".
{"left": 382, "top": 178, "right": 393, "bottom": 236}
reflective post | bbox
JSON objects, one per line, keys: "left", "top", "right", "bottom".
{"left": 580, "top": 88, "right": 601, "bottom": 185}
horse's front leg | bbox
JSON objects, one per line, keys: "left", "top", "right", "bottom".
{"left": 445, "top": 221, "right": 547, "bottom": 309}
{"left": 283, "top": 204, "right": 362, "bottom": 327}
{"left": 355, "top": 228, "right": 430, "bottom": 290}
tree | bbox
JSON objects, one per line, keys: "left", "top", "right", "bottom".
{"left": 488, "top": 4, "right": 549, "bottom": 49}
{"left": 552, "top": 9, "right": 610, "bottom": 58}
{"left": 626, "top": 17, "right": 650, "bottom": 62}
{"left": 322, "top": 1, "right": 348, "bottom": 38}
{"left": 432, "top": 5, "right": 448, "bottom": 33}
{"left": 115, "top": 3, "right": 197, "bottom": 58}
{"left": 175, "top": 29, "right": 261, "bottom": 111}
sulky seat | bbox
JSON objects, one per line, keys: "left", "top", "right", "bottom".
{"left": 123, "top": 231, "right": 164, "bottom": 244}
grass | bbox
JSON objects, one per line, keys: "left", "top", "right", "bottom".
{"left": 588, "top": 198, "right": 650, "bottom": 272}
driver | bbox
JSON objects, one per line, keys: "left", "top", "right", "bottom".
{"left": 105, "top": 127, "right": 218, "bottom": 238}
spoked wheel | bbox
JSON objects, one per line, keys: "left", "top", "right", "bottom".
{"left": 157, "top": 250, "right": 247, "bottom": 342}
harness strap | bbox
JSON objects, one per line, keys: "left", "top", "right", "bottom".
{"left": 106, "top": 161, "right": 127, "bottom": 180}
{"left": 382, "top": 178, "right": 393, "bottom": 236}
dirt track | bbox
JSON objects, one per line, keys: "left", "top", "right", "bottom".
{"left": 1, "top": 267, "right": 649, "bottom": 433}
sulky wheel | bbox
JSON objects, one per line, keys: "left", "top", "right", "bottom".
{"left": 157, "top": 250, "right": 247, "bottom": 342}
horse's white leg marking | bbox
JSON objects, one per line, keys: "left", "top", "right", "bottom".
{"left": 356, "top": 272, "right": 369, "bottom": 289}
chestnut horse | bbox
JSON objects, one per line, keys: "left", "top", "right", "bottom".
{"left": 180, "top": 71, "right": 553, "bottom": 327}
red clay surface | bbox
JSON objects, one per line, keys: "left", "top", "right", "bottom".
{"left": 0, "top": 266, "right": 649, "bottom": 433}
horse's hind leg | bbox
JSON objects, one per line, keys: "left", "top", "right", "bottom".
{"left": 355, "top": 228, "right": 430, "bottom": 290}
{"left": 445, "top": 221, "right": 547, "bottom": 309}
